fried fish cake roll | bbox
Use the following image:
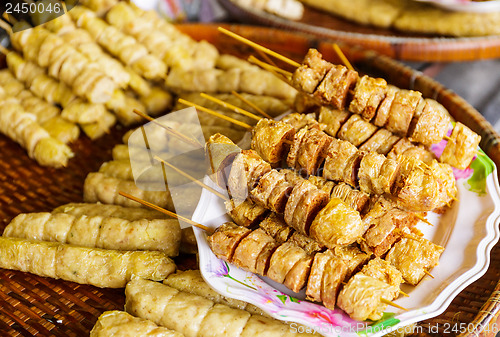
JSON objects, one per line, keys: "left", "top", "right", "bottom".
{"left": 337, "top": 274, "right": 395, "bottom": 321}
{"left": 267, "top": 242, "right": 308, "bottom": 284}
{"left": 315, "top": 64, "right": 358, "bottom": 110}
{"left": 233, "top": 229, "right": 275, "bottom": 273}
{"left": 41, "top": 117, "right": 80, "bottom": 144}
{"left": 62, "top": 100, "right": 107, "bottom": 124}
{"left": 259, "top": 213, "right": 294, "bottom": 244}
{"left": 53, "top": 203, "right": 168, "bottom": 220}
{"left": 228, "top": 150, "right": 271, "bottom": 202}
{"left": 337, "top": 114, "right": 378, "bottom": 147}
{"left": 386, "top": 236, "right": 444, "bottom": 285}
{"left": 0, "top": 237, "right": 175, "bottom": 288}
{"left": 359, "top": 129, "right": 400, "bottom": 155}
{"left": 431, "top": 160, "right": 457, "bottom": 206}
{"left": 164, "top": 270, "right": 252, "bottom": 312}
{"left": 79, "top": 0, "right": 118, "bottom": 16}
{"left": 292, "top": 49, "right": 332, "bottom": 94}
{"left": 226, "top": 199, "right": 269, "bottom": 228}
{"left": 323, "top": 138, "right": 358, "bottom": 182}
{"left": 128, "top": 279, "right": 300, "bottom": 337}
{"left": 349, "top": 75, "right": 387, "bottom": 120}
{"left": 373, "top": 85, "right": 398, "bottom": 127}
{"left": 331, "top": 245, "right": 369, "bottom": 277}
{"left": 297, "top": 127, "right": 332, "bottom": 176}
{"left": 330, "top": 184, "right": 368, "bottom": 212}
{"left": 290, "top": 187, "right": 329, "bottom": 236}
{"left": 83, "top": 172, "right": 174, "bottom": 210}
{"left": 4, "top": 212, "right": 181, "bottom": 256}
{"left": 251, "top": 119, "right": 295, "bottom": 165}
{"left": 409, "top": 99, "right": 450, "bottom": 146}
{"left": 359, "top": 258, "right": 403, "bottom": 298}
{"left": 288, "top": 232, "right": 324, "bottom": 255}
{"left": 321, "top": 256, "right": 348, "bottom": 309}
{"left": 251, "top": 170, "right": 293, "bottom": 213}
{"left": 306, "top": 250, "right": 333, "bottom": 302}
{"left": 81, "top": 111, "right": 117, "bottom": 140}
{"left": 90, "top": 311, "right": 183, "bottom": 337}
{"left": 318, "top": 106, "right": 350, "bottom": 138}
{"left": 309, "top": 198, "right": 364, "bottom": 248}
{"left": 441, "top": 122, "right": 481, "bottom": 170}
{"left": 359, "top": 153, "right": 400, "bottom": 195}
{"left": 207, "top": 223, "right": 251, "bottom": 262}
{"left": 385, "top": 89, "right": 422, "bottom": 136}
{"left": 307, "top": 175, "right": 336, "bottom": 196}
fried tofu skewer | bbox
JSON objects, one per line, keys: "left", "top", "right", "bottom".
{"left": 182, "top": 97, "right": 456, "bottom": 212}
{"left": 219, "top": 28, "right": 481, "bottom": 169}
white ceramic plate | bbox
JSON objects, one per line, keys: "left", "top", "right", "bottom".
{"left": 413, "top": 0, "right": 500, "bottom": 12}
{"left": 193, "top": 148, "right": 500, "bottom": 336}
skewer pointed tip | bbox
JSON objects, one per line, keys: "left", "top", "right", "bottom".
{"left": 423, "top": 270, "right": 435, "bottom": 278}
{"left": 381, "top": 298, "right": 408, "bottom": 311}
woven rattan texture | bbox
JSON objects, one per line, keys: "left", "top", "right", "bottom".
{"left": 0, "top": 24, "right": 498, "bottom": 336}
{"left": 0, "top": 128, "right": 127, "bottom": 336}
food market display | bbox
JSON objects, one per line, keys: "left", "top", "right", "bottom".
{"left": 0, "top": 1, "right": 497, "bottom": 336}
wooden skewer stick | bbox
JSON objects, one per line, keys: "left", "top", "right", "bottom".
{"left": 231, "top": 91, "right": 273, "bottom": 119}
{"left": 178, "top": 98, "right": 252, "bottom": 130}
{"left": 399, "top": 290, "right": 410, "bottom": 297}
{"left": 132, "top": 109, "right": 202, "bottom": 148}
{"left": 256, "top": 49, "right": 278, "bottom": 68}
{"left": 415, "top": 214, "right": 434, "bottom": 226}
{"left": 0, "top": 19, "right": 13, "bottom": 35}
{"left": 200, "top": 93, "right": 262, "bottom": 122}
{"left": 153, "top": 155, "right": 229, "bottom": 202}
{"left": 248, "top": 55, "right": 292, "bottom": 78}
{"left": 381, "top": 298, "right": 408, "bottom": 311}
{"left": 423, "top": 270, "right": 435, "bottom": 279}
{"left": 218, "top": 27, "right": 301, "bottom": 68}
{"left": 332, "top": 43, "right": 355, "bottom": 72}
{"left": 119, "top": 191, "right": 213, "bottom": 233}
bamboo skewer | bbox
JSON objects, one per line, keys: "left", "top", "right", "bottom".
{"left": 153, "top": 155, "right": 229, "bottom": 202}
{"left": 332, "top": 43, "right": 355, "bottom": 72}
{"left": 218, "top": 27, "right": 301, "bottom": 68}
{"left": 119, "top": 191, "right": 213, "bottom": 233}
{"left": 231, "top": 91, "right": 273, "bottom": 119}
{"left": 415, "top": 214, "right": 434, "bottom": 226}
{"left": 200, "top": 93, "right": 262, "bottom": 122}
{"left": 248, "top": 55, "right": 292, "bottom": 78}
{"left": 178, "top": 98, "right": 252, "bottom": 130}
{"left": 424, "top": 270, "right": 435, "bottom": 278}
{"left": 381, "top": 298, "right": 408, "bottom": 311}
{"left": 132, "top": 109, "right": 202, "bottom": 148}
{"left": 0, "top": 20, "right": 12, "bottom": 35}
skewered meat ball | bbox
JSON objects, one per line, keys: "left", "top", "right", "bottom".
{"left": 70, "top": 6, "right": 167, "bottom": 81}
{"left": 78, "top": 0, "right": 119, "bottom": 16}
{"left": 10, "top": 26, "right": 117, "bottom": 103}
{"left": 441, "top": 122, "right": 482, "bottom": 170}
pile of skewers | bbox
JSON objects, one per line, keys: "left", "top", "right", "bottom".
{"left": 0, "top": 1, "right": 297, "bottom": 167}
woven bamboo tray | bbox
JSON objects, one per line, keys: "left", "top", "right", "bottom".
{"left": 0, "top": 24, "right": 499, "bottom": 336}
{"left": 218, "top": 0, "right": 500, "bottom": 62}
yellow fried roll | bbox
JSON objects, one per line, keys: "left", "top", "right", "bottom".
{"left": 4, "top": 212, "right": 181, "bottom": 256}
{"left": 90, "top": 311, "right": 183, "bottom": 337}
{"left": 53, "top": 203, "right": 168, "bottom": 220}
{"left": 0, "top": 237, "right": 175, "bottom": 288}
{"left": 126, "top": 279, "right": 317, "bottom": 337}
